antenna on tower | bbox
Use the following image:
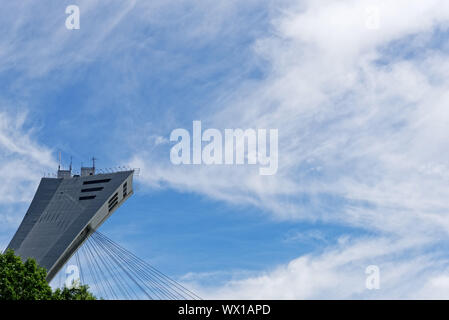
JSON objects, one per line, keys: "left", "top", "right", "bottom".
{"left": 92, "top": 157, "right": 97, "bottom": 170}
{"left": 69, "top": 156, "right": 72, "bottom": 172}
{"left": 58, "top": 152, "right": 61, "bottom": 170}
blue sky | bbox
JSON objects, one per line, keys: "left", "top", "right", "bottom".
{"left": 2, "top": 0, "right": 449, "bottom": 298}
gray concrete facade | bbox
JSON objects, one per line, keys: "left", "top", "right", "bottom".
{"left": 7, "top": 170, "right": 134, "bottom": 282}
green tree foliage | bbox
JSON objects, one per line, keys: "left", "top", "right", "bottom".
{"left": 0, "top": 249, "right": 52, "bottom": 300}
{"left": 0, "top": 249, "right": 96, "bottom": 300}
{"left": 52, "top": 281, "right": 96, "bottom": 300}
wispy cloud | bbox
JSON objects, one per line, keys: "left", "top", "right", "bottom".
{"left": 0, "top": 109, "right": 56, "bottom": 249}
{"left": 192, "top": 235, "right": 446, "bottom": 299}
{"left": 130, "top": 0, "right": 449, "bottom": 298}
{"left": 2, "top": 0, "right": 449, "bottom": 298}
{"left": 132, "top": 0, "right": 449, "bottom": 230}
{"left": 0, "top": 110, "right": 56, "bottom": 204}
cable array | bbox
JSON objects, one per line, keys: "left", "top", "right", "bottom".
{"left": 53, "top": 231, "right": 201, "bottom": 300}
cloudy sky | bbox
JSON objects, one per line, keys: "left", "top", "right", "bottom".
{"left": 2, "top": 0, "right": 449, "bottom": 299}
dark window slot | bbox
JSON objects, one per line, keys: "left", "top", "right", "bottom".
{"left": 83, "top": 179, "right": 111, "bottom": 185}
{"left": 108, "top": 198, "right": 119, "bottom": 208}
{"left": 109, "top": 199, "right": 118, "bottom": 207}
{"left": 81, "top": 187, "right": 104, "bottom": 193}
{"left": 108, "top": 193, "right": 118, "bottom": 204}
{"left": 79, "top": 195, "right": 96, "bottom": 200}
{"left": 108, "top": 201, "right": 118, "bottom": 212}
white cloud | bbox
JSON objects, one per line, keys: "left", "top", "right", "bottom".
{"left": 0, "top": 110, "right": 56, "bottom": 238}
{"left": 187, "top": 235, "right": 445, "bottom": 299}
{"left": 133, "top": 0, "right": 449, "bottom": 231}
{"left": 131, "top": 0, "right": 449, "bottom": 298}
{"left": 1, "top": 0, "right": 449, "bottom": 299}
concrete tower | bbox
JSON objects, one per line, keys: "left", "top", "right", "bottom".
{"left": 6, "top": 163, "right": 134, "bottom": 282}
